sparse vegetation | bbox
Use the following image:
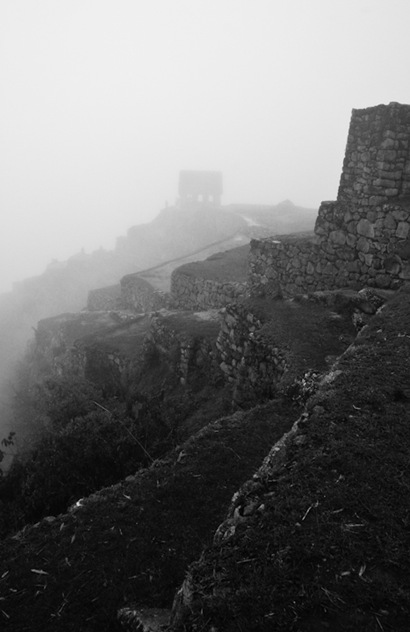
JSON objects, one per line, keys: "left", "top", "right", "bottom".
{"left": 176, "top": 245, "right": 250, "bottom": 282}
{"left": 0, "top": 198, "right": 409, "bottom": 631}
{"left": 0, "top": 397, "right": 301, "bottom": 631}
{"left": 0, "top": 331, "right": 233, "bottom": 539}
{"left": 170, "top": 291, "right": 410, "bottom": 632}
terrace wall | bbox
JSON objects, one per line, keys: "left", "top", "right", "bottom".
{"left": 249, "top": 103, "right": 410, "bottom": 298}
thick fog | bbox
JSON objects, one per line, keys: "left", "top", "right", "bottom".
{"left": 1, "top": 0, "right": 410, "bottom": 293}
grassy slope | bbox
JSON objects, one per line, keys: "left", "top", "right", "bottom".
{"left": 138, "top": 239, "right": 250, "bottom": 292}
{"left": 244, "top": 296, "right": 357, "bottom": 386}
{"left": 174, "top": 291, "right": 410, "bottom": 631}
{"left": 175, "top": 245, "right": 250, "bottom": 283}
{"left": 0, "top": 399, "right": 301, "bottom": 632}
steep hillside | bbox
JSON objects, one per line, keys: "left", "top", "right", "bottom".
{"left": 0, "top": 201, "right": 314, "bottom": 435}
{"left": 170, "top": 290, "right": 410, "bottom": 632}
{"left": 0, "top": 398, "right": 302, "bottom": 632}
{"left": 0, "top": 206, "right": 247, "bottom": 439}
{"left": 2, "top": 102, "right": 410, "bottom": 632}
{"left": 1, "top": 290, "right": 409, "bottom": 631}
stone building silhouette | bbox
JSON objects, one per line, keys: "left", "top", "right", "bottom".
{"left": 178, "top": 170, "right": 222, "bottom": 208}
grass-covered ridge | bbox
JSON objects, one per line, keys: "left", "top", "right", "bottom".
{"left": 171, "top": 290, "right": 410, "bottom": 631}
{"left": 0, "top": 398, "right": 301, "bottom": 631}
{"left": 174, "top": 245, "right": 250, "bottom": 282}
{"left": 1, "top": 274, "right": 409, "bottom": 630}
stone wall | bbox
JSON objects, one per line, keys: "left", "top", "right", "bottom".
{"left": 249, "top": 233, "right": 323, "bottom": 298}
{"left": 171, "top": 270, "right": 247, "bottom": 310}
{"left": 35, "top": 309, "right": 221, "bottom": 398}
{"left": 249, "top": 102, "right": 410, "bottom": 298}
{"left": 86, "top": 276, "right": 170, "bottom": 314}
{"left": 216, "top": 303, "right": 287, "bottom": 407}
{"left": 87, "top": 285, "right": 123, "bottom": 311}
{"left": 142, "top": 306, "right": 287, "bottom": 407}
{"left": 146, "top": 311, "right": 221, "bottom": 386}
{"left": 34, "top": 312, "right": 137, "bottom": 396}
{"left": 249, "top": 202, "right": 410, "bottom": 298}
{"left": 120, "top": 274, "right": 170, "bottom": 313}
{"left": 338, "top": 102, "right": 410, "bottom": 205}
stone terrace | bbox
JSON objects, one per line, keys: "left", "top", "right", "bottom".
{"left": 249, "top": 102, "right": 410, "bottom": 298}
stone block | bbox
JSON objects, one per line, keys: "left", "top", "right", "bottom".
{"left": 306, "top": 261, "right": 315, "bottom": 275}
{"left": 329, "top": 230, "right": 346, "bottom": 246}
{"left": 399, "top": 262, "right": 410, "bottom": 280}
{"left": 377, "top": 149, "right": 397, "bottom": 161}
{"left": 369, "top": 196, "right": 385, "bottom": 206}
{"left": 374, "top": 274, "right": 391, "bottom": 288}
{"left": 384, "top": 214, "right": 397, "bottom": 230}
{"left": 346, "top": 233, "right": 356, "bottom": 247}
{"left": 346, "top": 261, "right": 360, "bottom": 273}
{"left": 392, "top": 209, "right": 409, "bottom": 221}
{"left": 380, "top": 138, "right": 398, "bottom": 149}
{"left": 357, "top": 236, "right": 370, "bottom": 253}
{"left": 357, "top": 218, "right": 375, "bottom": 238}
{"left": 372, "top": 178, "right": 397, "bottom": 188}
{"left": 396, "top": 222, "right": 410, "bottom": 239}
{"left": 384, "top": 255, "right": 402, "bottom": 275}
{"left": 323, "top": 262, "right": 337, "bottom": 276}
{"left": 396, "top": 239, "right": 410, "bottom": 260}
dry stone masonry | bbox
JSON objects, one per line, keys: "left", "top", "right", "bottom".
{"left": 120, "top": 274, "right": 170, "bottom": 313}
{"left": 146, "top": 310, "right": 221, "bottom": 387}
{"left": 76, "top": 103, "right": 410, "bottom": 417}
{"left": 171, "top": 269, "right": 247, "bottom": 311}
{"left": 249, "top": 102, "right": 410, "bottom": 298}
{"left": 87, "top": 285, "right": 123, "bottom": 311}
{"left": 216, "top": 303, "right": 287, "bottom": 407}
{"left": 87, "top": 276, "right": 170, "bottom": 314}
{"left": 338, "top": 102, "right": 410, "bottom": 204}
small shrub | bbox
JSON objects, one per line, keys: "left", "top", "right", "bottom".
{"left": 285, "top": 370, "right": 321, "bottom": 404}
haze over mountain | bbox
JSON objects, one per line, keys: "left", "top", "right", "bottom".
{"left": 2, "top": 1, "right": 410, "bottom": 294}
{"left": 0, "top": 200, "right": 316, "bottom": 440}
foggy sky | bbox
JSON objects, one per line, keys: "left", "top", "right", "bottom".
{"left": 1, "top": 0, "right": 410, "bottom": 293}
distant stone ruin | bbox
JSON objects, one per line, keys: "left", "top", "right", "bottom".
{"left": 178, "top": 170, "right": 222, "bottom": 207}
{"left": 249, "top": 102, "right": 410, "bottom": 298}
